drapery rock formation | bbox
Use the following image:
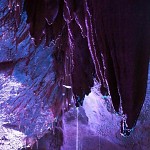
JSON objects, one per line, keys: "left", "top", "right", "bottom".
{"left": 24, "top": 0, "right": 150, "bottom": 135}
{"left": 0, "top": 0, "right": 149, "bottom": 148}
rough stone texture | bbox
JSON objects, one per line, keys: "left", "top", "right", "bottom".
{"left": 62, "top": 64, "right": 150, "bottom": 150}
{"left": 0, "top": 1, "right": 150, "bottom": 149}
{"left": 0, "top": 65, "right": 149, "bottom": 150}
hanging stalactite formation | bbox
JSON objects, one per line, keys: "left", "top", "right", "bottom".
{"left": 0, "top": 1, "right": 150, "bottom": 146}
{"left": 24, "top": 0, "right": 150, "bottom": 136}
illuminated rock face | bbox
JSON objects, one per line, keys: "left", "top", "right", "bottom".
{"left": 63, "top": 73, "right": 150, "bottom": 149}
{"left": 0, "top": 0, "right": 150, "bottom": 149}
{"left": 23, "top": 0, "right": 150, "bottom": 132}
{"left": 0, "top": 1, "right": 62, "bottom": 149}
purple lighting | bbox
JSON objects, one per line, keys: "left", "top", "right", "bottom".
{"left": 0, "top": 0, "right": 150, "bottom": 149}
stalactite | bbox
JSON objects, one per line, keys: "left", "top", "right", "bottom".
{"left": 0, "top": 1, "right": 149, "bottom": 149}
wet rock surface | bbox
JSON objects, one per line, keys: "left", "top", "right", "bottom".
{"left": 0, "top": 66, "right": 149, "bottom": 150}
{"left": 62, "top": 66, "right": 150, "bottom": 150}
{"left": 0, "top": 1, "right": 150, "bottom": 150}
